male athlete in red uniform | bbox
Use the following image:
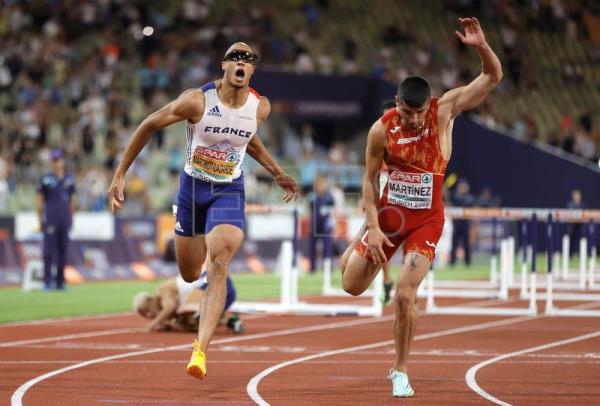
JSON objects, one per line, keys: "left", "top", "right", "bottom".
{"left": 340, "top": 17, "right": 502, "bottom": 397}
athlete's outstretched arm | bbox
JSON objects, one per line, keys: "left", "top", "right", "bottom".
{"left": 247, "top": 96, "right": 299, "bottom": 202}
{"left": 439, "top": 17, "right": 503, "bottom": 118}
{"left": 107, "top": 90, "right": 204, "bottom": 212}
{"left": 363, "top": 120, "right": 394, "bottom": 264}
{"left": 146, "top": 280, "right": 179, "bottom": 332}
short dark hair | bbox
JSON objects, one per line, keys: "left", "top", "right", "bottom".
{"left": 380, "top": 99, "right": 396, "bottom": 113}
{"left": 397, "top": 76, "right": 431, "bottom": 108}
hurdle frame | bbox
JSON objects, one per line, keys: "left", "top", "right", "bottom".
{"left": 231, "top": 207, "right": 384, "bottom": 317}
{"left": 546, "top": 216, "right": 600, "bottom": 317}
{"left": 425, "top": 213, "right": 539, "bottom": 317}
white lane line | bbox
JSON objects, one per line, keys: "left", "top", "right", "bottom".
{"left": 0, "top": 313, "right": 269, "bottom": 349}
{"left": 0, "top": 313, "right": 133, "bottom": 328}
{"left": 0, "top": 328, "right": 141, "bottom": 348}
{"left": 465, "top": 329, "right": 600, "bottom": 406}
{"left": 246, "top": 315, "right": 536, "bottom": 406}
{"left": 10, "top": 315, "right": 394, "bottom": 406}
{"left": 5, "top": 359, "right": 600, "bottom": 366}
{"left": 247, "top": 300, "right": 600, "bottom": 405}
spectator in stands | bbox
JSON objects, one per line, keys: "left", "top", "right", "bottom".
{"left": 450, "top": 178, "right": 475, "bottom": 267}
{"left": 2, "top": 1, "right": 599, "bottom": 216}
{"left": 36, "top": 149, "right": 77, "bottom": 290}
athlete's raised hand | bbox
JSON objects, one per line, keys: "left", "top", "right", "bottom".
{"left": 455, "top": 17, "right": 486, "bottom": 48}
{"left": 275, "top": 173, "right": 299, "bottom": 203}
{"left": 107, "top": 174, "right": 126, "bottom": 213}
{"left": 367, "top": 227, "right": 394, "bottom": 265}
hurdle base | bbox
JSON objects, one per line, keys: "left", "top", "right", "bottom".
{"left": 426, "top": 305, "right": 536, "bottom": 317}
{"left": 230, "top": 301, "right": 382, "bottom": 317}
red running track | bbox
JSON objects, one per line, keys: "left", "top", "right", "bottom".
{"left": 2, "top": 296, "right": 600, "bottom": 405}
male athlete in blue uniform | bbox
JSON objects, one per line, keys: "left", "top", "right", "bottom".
{"left": 108, "top": 42, "right": 298, "bottom": 380}
{"left": 36, "top": 149, "right": 77, "bottom": 290}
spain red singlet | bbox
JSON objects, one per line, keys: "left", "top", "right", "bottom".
{"left": 356, "top": 98, "right": 447, "bottom": 262}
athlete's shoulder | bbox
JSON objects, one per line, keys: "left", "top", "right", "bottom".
{"left": 257, "top": 95, "right": 270, "bottom": 121}
{"left": 249, "top": 86, "right": 261, "bottom": 99}
{"left": 367, "top": 118, "right": 387, "bottom": 148}
{"left": 381, "top": 109, "right": 397, "bottom": 126}
{"left": 175, "top": 88, "right": 206, "bottom": 122}
{"left": 199, "top": 81, "right": 217, "bottom": 93}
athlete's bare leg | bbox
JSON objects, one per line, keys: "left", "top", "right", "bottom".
{"left": 341, "top": 250, "right": 381, "bottom": 296}
{"left": 196, "top": 224, "right": 244, "bottom": 351}
{"left": 340, "top": 221, "right": 367, "bottom": 276}
{"left": 392, "top": 251, "right": 429, "bottom": 372}
{"left": 175, "top": 234, "right": 207, "bottom": 282}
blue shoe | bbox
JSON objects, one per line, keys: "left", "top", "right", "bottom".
{"left": 388, "top": 369, "right": 414, "bottom": 398}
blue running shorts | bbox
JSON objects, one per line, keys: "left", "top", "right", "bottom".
{"left": 175, "top": 171, "right": 245, "bottom": 236}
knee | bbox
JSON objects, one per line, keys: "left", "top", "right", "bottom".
{"left": 209, "top": 253, "right": 230, "bottom": 273}
{"left": 393, "top": 289, "right": 417, "bottom": 314}
{"left": 180, "top": 268, "right": 200, "bottom": 283}
{"left": 177, "top": 259, "right": 201, "bottom": 282}
{"left": 342, "top": 279, "right": 364, "bottom": 296}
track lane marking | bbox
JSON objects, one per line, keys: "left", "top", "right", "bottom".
{"left": 465, "top": 329, "right": 600, "bottom": 406}
{"left": 246, "top": 315, "right": 537, "bottom": 405}
{"left": 10, "top": 315, "right": 396, "bottom": 406}
{"left": 0, "top": 328, "right": 140, "bottom": 348}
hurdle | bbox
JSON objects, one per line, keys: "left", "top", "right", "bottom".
{"left": 231, "top": 207, "right": 384, "bottom": 317}
{"left": 418, "top": 236, "right": 511, "bottom": 300}
{"left": 425, "top": 213, "right": 540, "bottom": 317}
{"left": 545, "top": 216, "right": 600, "bottom": 317}
{"left": 521, "top": 217, "right": 600, "bottom": 298}
{"left": 590, "top": 220, "right": 598, "bottom": 289}
{"left": 424, "top": 213, "right": 504, "bottom": 291}
{"left": 560, "top": 234, "right": 590, "bottom": 284}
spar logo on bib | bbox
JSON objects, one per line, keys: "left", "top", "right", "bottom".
{"left": 389, "top": 172, "right": 424, "bottom": 183}
{"left": 387, "top": 171, "right": 433, "bottom": 209}
{"left": 191, "top": 144, "right": 239, "bottom": 182}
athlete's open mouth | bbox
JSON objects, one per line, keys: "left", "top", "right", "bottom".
{"left": 235, "top": 68, "right": 245, "bottom": 79}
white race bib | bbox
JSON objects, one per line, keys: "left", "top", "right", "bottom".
{"left": 387, "top": 171, "right": 433, "bottom": 209}
{"left": 190, "top": 142, "right": 240, "bottom": 182}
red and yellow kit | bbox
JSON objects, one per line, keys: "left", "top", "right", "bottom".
{"left": 356, "top": 98, "right": 447, "bottom": 262}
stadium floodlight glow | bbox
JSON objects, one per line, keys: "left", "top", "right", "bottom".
{"left": 142, "top": 26, "right": 154, "bottom": 36}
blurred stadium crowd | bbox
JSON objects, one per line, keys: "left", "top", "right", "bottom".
{"left": 0, "top": 0, "right": 598, "bottom": 214}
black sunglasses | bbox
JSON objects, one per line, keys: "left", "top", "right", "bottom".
{"left": 223, "top": 49, "right": 259, "bottom": 65}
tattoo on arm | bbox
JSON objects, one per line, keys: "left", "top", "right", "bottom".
{"left": 409, "top": 254, "right": 418, "bottom": 272}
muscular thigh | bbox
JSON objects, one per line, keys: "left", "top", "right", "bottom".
{"left": 205, "top": 224, "right": 244, "bottom": 264}
{"left": 343, "top": 251, "right": 381, "bottom": 294}
{"left": 175, "top": 234, "right": 207, "bottom": 280}
{"left": 396, "top": 251, "right": 430, "bottom": 292}
{"left": 403, "top": 218, "right": 444, "bottom": 263}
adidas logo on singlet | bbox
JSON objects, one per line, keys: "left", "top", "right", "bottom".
{"left": 207, "top": 105, "right": 222, "bottom": 117}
